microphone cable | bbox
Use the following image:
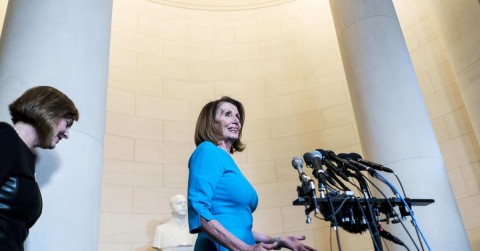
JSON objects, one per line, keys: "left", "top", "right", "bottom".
{"left": 362, "top": 171, "right": 420, "bottom": 251}
{"left": 374, "top": 172, "right": 432, "bottom": 251}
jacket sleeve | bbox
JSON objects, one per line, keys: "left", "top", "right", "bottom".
{"left": 187, "top": 142, "right": 224, "bottom": 233}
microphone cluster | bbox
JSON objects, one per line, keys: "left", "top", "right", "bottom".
{"left": 291, "top": 149, "right": 408, "bottom": 249}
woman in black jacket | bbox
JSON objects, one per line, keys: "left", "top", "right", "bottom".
{"left": 0, "top": 86, "right": 79, "bottom": 251}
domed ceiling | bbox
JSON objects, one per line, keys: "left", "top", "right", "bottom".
{"left": 148, "top": 0, "right": 296, "bottom": 11}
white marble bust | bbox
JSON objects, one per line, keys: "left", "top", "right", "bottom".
{"left": 153, "top": 195, "right": 196, "bottom": 251}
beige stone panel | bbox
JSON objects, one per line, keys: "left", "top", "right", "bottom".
{"left": 112, "top": 8, "right": 138, "bottom": 32}
{"left": 162, "top": 41, "right": 213, "bottom": 61}
{"left": 246, "top": 136, "right": 301, "bottom": 163}
{"left": 162, "top": 5, "right": 209, "bottom": 25}
{"left": 400, "top": 27, "right": 421, "bottom": 52}
{"left": 410, "top": 39, "right": 449, "bottom": 74}
{"left": 466, "top": 227, "right": 480, "bottom": 251}
{"left": 307, "top": 25, "right": 338, "bottom": 50}
{"left": 164, "top": 120, "right": 195, "bottom": 143}
{"left": 188, "top": 61, "right": 218, "bottom": 81}
{"left": 139, "top": 17, "right": 188, "bottom": 41}
{"left": 163, "top": 164, "right": 190, "bottom": 188}
{"left": 281, "top": 18, "right": 310, "bottom": 37}
{"left": 232, "top": 150, "right": 248, "bottom": 164}
{"left": 98, "top": 243, "right": 131, "bottom": 251}
{"left": 292, "top": 83, "right": 348, "bottom": 113}
{"left": 322, "top": 103, "right": 355, "bottom": 129}
{"left": 449, "top": 167, "right": 469, "bottom": 199}
{"left": 101, "top": 184, "right": 133, "bottom": 213}
{"left": 240, "top": 161, "right": 277, "bottom": 185}
{"left": 313, "top": 227, "right": 373, "bottom": 251}
{"left": 113, "top": 0, "right": 164, "bottom": 19}
{"left": 106, "top": 112, "right": 164, "bottom": 141}
{"left": 441, "top": 133, "right": 480, "bottom": 170}
{"left": 444, "top": 108, "right": 475, "bottom": 138}
{"left": 260, "top": 36, "right": 309, "bottom": 59}
{"left": 107, "top": 87, "right": 136, "bottom": 115}
{"left": 281, "top": 205, "right": 326, "bottom": 232}
{"left": 235, "top": 22, "right": 283, "bottom": 43}
{"left": 315, "top": 62, "right": 346, "bottom": 87}
{"left": 103, "top": 159, "right": 163, "bottom": 187}
{"left": 136, "top": 95, "right": 190, "bottom": 121}
{"left": 414, "top": 16, "right": 441, "bottom": 46}
{"left": 300, "top": 124, "right": 357, "bottom": 152}
{"left": 428, "top": 60, "right": 456, "bottom": 91}
{"left": 263, "top": 57, "right": 290, "bottom": 76}
{"left": 237, "top": 59, "right": 264, "bottom": 79}
{"left": 164, "top": 78, "right": 215, "bottom": 99}
{"left": 243, "top": 95, "right": 295, "bottom": 120}
{"left": 134, "top": 139, "right": 164, "bottom": 163}
{"left": 104, "top": 134, "right": 135, "bottom": 161}
{"left": 270, "top": 110, "right": 323, "bottom": 138}
{"left": 416, "top": 71, "right": 434, "bottom": 96}
{"left": 255, "top": 1, "right": 302, "bottom": 25}
{"left": 431, "top": 117, "right": 450, "bottom": 144}
{"left": 265, "top": 70, "right": 316, "bottom": 96}
{"left": 109, "top": 47, "right": 137, "bottom": 71}
{"left": 212, "top": 44, "right": 261, "bottom": 61}
{"left": 287, "top": 42, "right": 340, "bottom": 71}
{"left": 462, "top": 162, "right": 480, "bottom": 197}
{"left": 162, "top": 41, "right": 190, "bottom": 60}
{"left": 255, "top": 180, "right": 299, "bottom": 208}
{"left": 99, "top": 212, "right": 158, "bottom": 242}
{"left": 111, "top": 28, "right": 163, "bottom": 57}
{"left": 393, "top": 0, "right": 431, "bottom": 30}
{"left": 0, "top": 0, "right": 6, "bottom": 35}
{"left": 189, "top": 99, "right": 212, "bottom": 121}
{"left": 241, "top": 119, "right": 271, "bottom": 142}
{"left": 209, "top": 61, "right": 240, "bottom": 81}
{"left": 458, "top": 194, "right": 480, "bottom": 230}
{"left": 252, "top": 207, "right": 284, "bottom": 234}
{"left": 188, "top": 25, "right": 236, "bottom": 44}
{"left": 137, "top": 54, "right": 189, "bottom": 79}
{"left": 108, "top": 67, "right": 164, "bottom": 97}
{"left": 424, "top": 84, "right": 464, "bottom": 119}
{"left": 132, "top": 187, "right": 187, "bottom": 214}
{"left": 188, "top": 43, "right": 214, "bottom": 61}
{"left": 300, "top": 0, "right": 330, "bottom": 17}
{"left": 135, "top": 139, "right": 192, "bottom": 164}
{"left": 206, "top": 9, "right": 257, "bottom": 26}
{"left": 215, "top": 79, "right": 266, "bottom": 98}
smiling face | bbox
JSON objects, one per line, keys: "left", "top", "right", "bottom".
{"left": 214, "top": 101, "right": 241, "bottom": 146}
{"left": 44, "top": 117, "right": 73, "bottom": 149}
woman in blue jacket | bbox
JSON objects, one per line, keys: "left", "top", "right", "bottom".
{"left": 188, "top": 96, "right": 315, "bottom": 251}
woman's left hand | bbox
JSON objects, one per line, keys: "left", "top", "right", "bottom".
{"left": 276, "top": 235, "right": 317, "bottom": 251}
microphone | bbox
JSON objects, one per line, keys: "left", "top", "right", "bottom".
{"left": 303, "top": 152, "right": 327, "bottom": 198}
{"left": 292, "top": 157, "right": 319, "bottom": 218}
{"left": 350, "top": 153, "right": 394, "bottom": 173}
{"left": 324, "top": 150, "right": 360, "bottom": 173}
{"left": 315, "top": 150, "right": 350, "bottom": 181}
{"left": 292, "top": 157, "right": 314, "bottom": 187}
{"left": 338, "top": 153, "right": 376, "bottom": 176}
